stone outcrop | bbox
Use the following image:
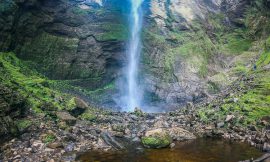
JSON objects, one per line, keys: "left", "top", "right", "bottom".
{"left": 141, "top": 0, "right": 251, "bottom": 109}
{"left": 0, "top": 0, "right": 128, "bottom": 84}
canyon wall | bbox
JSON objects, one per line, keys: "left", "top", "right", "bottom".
{"left": 1, "top": 0, "right": 268, "bottom": 110}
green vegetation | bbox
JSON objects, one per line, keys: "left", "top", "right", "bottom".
{"left": 257, "top": 51, "right": 270, "bottom": 67}
{"left": 197, "top": 64, "right": 270, "bottom": 126}
{"left": 15, "top": 119, "right": 32, "bottom": 132}
{"left": 142, "top": 1, "right": 270, "bottom": 81}
{"left": 51, "top": 80, "right": 115, "bottom": 103}
{"left": 79, "top": 110, "right": 97, "bottom": 121}
{"left": 72, "top": 6, "right": 90, "bottom": 15}
{"left": 196, "top": 30, "right": 270, "bottom": 126}
{"left": 0, "top": 52, "right": 72, "bottom": 112}
{"left": 96, "top": 23, "right": 128, "bottom": 41}
{"left": 142, "top": 135, "right": 172, "bottom": 149}
{"left": 223, "top": 34, "right": 252, "bottom": 55}
{"left": 19, "top": 32, "right": 79, "bottom": 79}
{"left": 43, "top": 134, "right": 56, "bottom": 144}
{"left": 67, "top": 97, "right": 77, "bottom": 111}
{"left": 0, "top": 52, "right": 115, "bottom": 118}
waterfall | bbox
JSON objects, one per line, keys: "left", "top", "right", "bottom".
{"left": 124, "top": 0, "right": 144, "bottom": 111}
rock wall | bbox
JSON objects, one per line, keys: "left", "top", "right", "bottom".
{"left": 141, "top": 0, "right": 250, "bottom": 109}
{"left": 0, "top": 0, "right": 265, "bottom": 110}
{"left": 0, "top": 0, "right": 129, "bottom": 86}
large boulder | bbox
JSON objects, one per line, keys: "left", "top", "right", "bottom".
{"left": 68, "top": 97, "right": 88, "bottom": 117}
{"left": 141, "top": 128, "right": 172, "bottom": 149}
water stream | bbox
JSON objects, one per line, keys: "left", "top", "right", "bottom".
{"left": 124, "top": 0, "right": 144, "bottom": 111}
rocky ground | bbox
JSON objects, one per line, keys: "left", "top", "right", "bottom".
{"left": 0, "top": 103, "right": 269, "bottom": 162}
{"left": 0, "top": 58, "right": 269, "bottom": 161}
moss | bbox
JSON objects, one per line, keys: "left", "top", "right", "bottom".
{"left": 134, "top": 108, "right": 144, "bottom": 117}
{"left": 141, "top": 135, "right": 171, "bottom": 149}
{"left": 72, "top": 6, "right": 90, "bottom": 15}
{"left": 10, "top": 125, "right": 19, "bottom": 136}
{"left": 19, "top": 32, "right": 79, "bottom": 79}
{"left": 233, "top": 64, "right": 249, "bottom": 75}
{"left": 0, "top": 52, "right": 73, "bottom": 113}
{"left": 96, "top": 23, "right": 128, "bottom": 41}
{"left": 80, "top": 111, "right": 97, "bottom": 121}
{"left": 207, "top": 81, "right": 220, "bottom": 94}
{"left": 15, "top": 119, "right": 32, "bottom": 132}
{"left": 197, "top": 69, "right": 270, "bottom": 127}
{"left": 43, "top": 134, "right": 56, "bottom": 144}
{"left": 257, "top": 51, "right": 270, "bottom": 66}
{"left": 67, "top": 97, "right": 76, "bottom": 111}
{"left": 265, "top": 37, "right": 270, "bottom": 50}
{"left": 224, "top": 34, "right": 252, "bottom": 55}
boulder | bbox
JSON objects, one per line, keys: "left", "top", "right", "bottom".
{"left": 74, "top": 97, "right": 88, "bottom": 109}
{"left": 141, "top": 128, "right": 172, "bottom": 149}
{"left": 167, "top": 127, "right": 196, "bottom": 141}
{"left": 263, "top": 143, "right": 270, "bottom": 152}
{"left": 225, "top": 115, "right": 235, "bottom": 122}
{"left": 69, "top": 97, "right": 88, "bottom": 117}
{"left": 100, "top": 132, "right": 124, "bottom": 150}
{"left": 134, "top": 107, "right": 144, "bottom": 117}
{"left": 216, "top": 122, "right": 225, "bottom": 128}
{"left": 56, "top": 111, "right": 76, "bottom": 126}
{"left": 111, "top": 124, "right": 126, "bottom": 133}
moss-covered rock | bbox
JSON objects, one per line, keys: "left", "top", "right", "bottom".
{"left": 0, "top": 52, "right": 73, "bottom": 113}
{"left": 66, "top": 97, "right": 88, "bottom": 117}
{"left": 19, "top": 32, "right": 79, "bottom": 79}
{"left": 0, "top": 78, "right": 28, "bottom": 137}
{"left": 15, "top": 119, "right": 32, "bottom": 133}
{"left": 79, "top": 110, "right": 97, "bottom": 122}
{"left": 95, "top": 23, "right": 128, "bottom": 41}
{"left": 141, "top": 128, "right": 172, "bottom": 149}
{"left": 134, "top": 107, "right": 144, "bottom": 117}
{"left": 42, "top": 133, "right": 56, "bottom": 144}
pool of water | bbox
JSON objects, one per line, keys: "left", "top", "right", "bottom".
{"left": 78, "top": 138, "right": 263, "bottom": 162}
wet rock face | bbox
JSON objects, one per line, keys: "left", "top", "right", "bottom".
{"left": 0, "top": 0, "right": 127, "bottom": 84}
{"left": 141, "top": 0, "right": 248, "bottom": 107}
{"left": 0, "top": 0, "right": 252, "bottom": 109}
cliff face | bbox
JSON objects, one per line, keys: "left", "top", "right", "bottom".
{"left": 0, "top": 0, "right": 129, "bottom": 86}
{"left": 141, "top": 0, "right": 254, "bottom": 108}
{"left": 0, "top": 0, "right": 268, "bottom": 110}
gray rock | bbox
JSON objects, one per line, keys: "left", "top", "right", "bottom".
{"left": 100, "top": 132, "right": 124, "bottom": 150}
{"left": 263, "top": 143, "right": 270, "bottom": 152}
{"left": 56, "top": 111, "right": 77, "bottom": 126}
{"left": 65, "top": 143, "right": 75, "bottom": 152}
{"left": 216, "top": 122, "right": 225, "bottom": 128}
{"left": 225, "top": 115, "right": 235, "bottom": 122}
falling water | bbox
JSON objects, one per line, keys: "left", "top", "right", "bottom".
{"left": 125, "top": 0, "right": 144, "bottom": 111}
